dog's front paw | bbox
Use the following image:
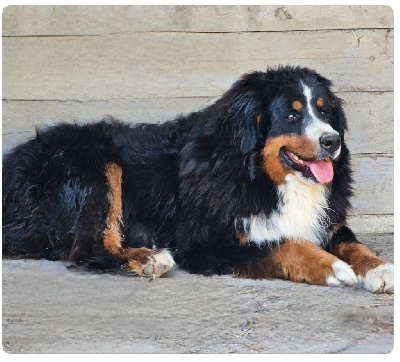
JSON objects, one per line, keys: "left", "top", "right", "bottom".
{"left": 326, "top": 260, "right": 358, "bottom": 287}
{"left": 362, "top": 264, "right": 394, "bottom": 294}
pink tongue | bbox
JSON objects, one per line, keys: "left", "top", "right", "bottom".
{"left": 304, "top": 160, "right": 334, "bottom": 183}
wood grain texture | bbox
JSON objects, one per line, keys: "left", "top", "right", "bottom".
{"left": 2, "top": 29, "right": 393, "bottom": 101}
{"left": 349, "top": 155, "right": 393, "bottom": 215}
{"left": 2, "top": 5, "right": 393, "bottom": 35}
{"left": 2, "top": 92, "right": 393, "bottom": 155}
{"left": 347, "top": 215, "right": 393, "bottom": 235}
{"left": 343, "top": 91, "right": 393, "bottom": 155}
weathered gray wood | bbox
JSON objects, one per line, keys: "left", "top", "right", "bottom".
{"left": 343, "top": 91, "right": 393, "bottom": 155}
{"left": 2, "top": 5, "right": 394, "bottom": 36}
{"left": 347, "top": 215, "right": 393, "bottom": 235}
{"left": 350, "top": 155, "right": 393, "bottom": 215}
{"left": 2, "top": 29, "right": 393, "bottom": 101}
{"left": 2, "top": 91, "right": 393, "bottom": 155}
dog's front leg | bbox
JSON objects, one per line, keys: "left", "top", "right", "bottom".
{"left": 329, "top": 226, "right": 393, "bottom": 294}
{"left": 238, "top": 239, "right": 358, "bottom": 287}
{"left": 270, "top": 239, "right": 359, "bottom": 287}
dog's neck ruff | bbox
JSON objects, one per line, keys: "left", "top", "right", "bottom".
{"left": 242, "top": 173, "right": 330, "bottom": 246}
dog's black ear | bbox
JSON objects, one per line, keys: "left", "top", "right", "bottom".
{"left": 329, "top": 92, "right": 347, "bottom": 138}
{"left": 234, "top": 89, "right": 261, "bottom": 155}
{"left": 221, "top": 73, "right": 265, "bottom": 155}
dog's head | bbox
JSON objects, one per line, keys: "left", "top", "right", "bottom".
{"left": 225, "top": 66, "right": 347, "bottom": 185}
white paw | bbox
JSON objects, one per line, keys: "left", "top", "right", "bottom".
{"left": 363, "top": 264, "right": 394, "bottom": 294}
{"left": 143, "top": 249, "right": 176, "bottom": 278}
{"left": 326, "top": 260, "right": 358, "bottom": 287}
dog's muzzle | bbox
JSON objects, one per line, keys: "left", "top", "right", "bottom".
{"left": 320, "top": 133, "right": 341, "bottom": 156}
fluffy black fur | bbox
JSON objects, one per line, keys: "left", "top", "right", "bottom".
{"left": 2, "top": 66, "right": 355, "bottom": 275}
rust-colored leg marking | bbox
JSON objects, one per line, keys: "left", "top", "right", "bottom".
{"left": 103, "top": 163, "right": 174, "bottom": 277}
{"left": 104, "top": 163, "right": 153, "bottom": 264}
{"left": 237, "top": 240, "right": 357, "bottom": 286}
{"left": 331, "top": 243, "right": 386, "bottom": 278}
{"left": 104, "top": 162, "right": 124, "bottom": 254}
{"left": 331, "top": 242, "right": 393, "bottom": 293}
{"left": 104, "top": 163, "right": 150, "bottom": 257}
{"left": 271, "top": 240, "right": 341, "bottom": 285}
{"left": 103, "top": 164, "right": 155, "bottom": 263}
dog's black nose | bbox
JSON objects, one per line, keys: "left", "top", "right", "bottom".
{"left": 320, "top": 133, "right": 341, "bottom": 154}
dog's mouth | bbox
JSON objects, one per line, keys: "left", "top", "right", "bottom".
{"left": 280, "top": 148, "right": 334, "bottom": 184}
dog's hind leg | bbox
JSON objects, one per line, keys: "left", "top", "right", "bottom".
{"left": 102, "top": 163, "right": 175, "bottom": 277}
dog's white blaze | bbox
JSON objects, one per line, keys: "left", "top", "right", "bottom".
{"left": 242, "top": 174, "right": 329, "bottom": 246}
{"left": 302, "top": 83, "right": 339, "bottom": 144}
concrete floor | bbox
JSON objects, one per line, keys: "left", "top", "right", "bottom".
{"left": 2, "top": 234, "right": 394, "bottom": 354}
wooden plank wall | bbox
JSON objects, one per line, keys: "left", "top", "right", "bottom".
{"left": 2, "top": 5, "right": 394, "bottom": 233}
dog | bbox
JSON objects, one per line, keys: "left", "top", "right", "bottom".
{"left": 2, "top": 66, "right": 393, "bottom": 293}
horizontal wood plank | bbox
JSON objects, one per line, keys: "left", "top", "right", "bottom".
{"left": 2, "top": 5, "right": 394, "bottom": 36}
{"left": 344, "top": 91, "right": 393, "bottom": 155}
{"left": 350, "top": 155, "right": 393, "bottom": 215}
{"left": 2, "top": 29, "right": 393, "bottom": 101}
{"left": 2, "top": 91, "right": 393, "bottom": 155}
{"left": 347, "top": 215, "right": 393, "bottom": 235}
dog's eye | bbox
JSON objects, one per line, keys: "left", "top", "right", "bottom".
{"left": 286, "top": 114, "right": 299, "bottom": 121}
{"left": 319, "top": 110, "right": 328, "bottom": 117}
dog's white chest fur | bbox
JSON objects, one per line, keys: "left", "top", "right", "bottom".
{"left": 242, "top": 174, "right": 329, "bottom": 246}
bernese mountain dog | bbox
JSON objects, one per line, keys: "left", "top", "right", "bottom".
{"left": 2, "top": 66, "right": 394, "bottom": 293}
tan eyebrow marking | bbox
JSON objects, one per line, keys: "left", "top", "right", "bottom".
{"left": 317, "top": 97, "right": 324, "bottom": 107}
{"left": 292, "top": 100, "right": 303, "bottom": 111}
